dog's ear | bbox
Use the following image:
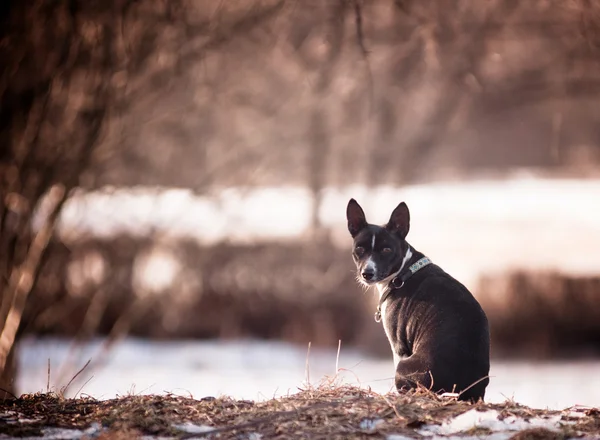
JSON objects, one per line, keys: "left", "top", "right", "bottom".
{"left": 386, "top": 202, "right": 410, "bottom": 239}
{"left": 346, "top": 198, "right": 367, "bottom": 238}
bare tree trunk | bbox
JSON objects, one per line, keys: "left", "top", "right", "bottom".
{"left": 0, "top": 185, "right": 65, "bottom": 376}
{"left": 0, "top": 346, "right": 15, "bottom": 399}
{"left": 0, "top": 0, "right": 114, "bottom": 391}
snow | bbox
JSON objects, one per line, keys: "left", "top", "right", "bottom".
{"left": 0, "top": 423, "right": 103, "bottom": 440}
{"left": 16, "top": 338, "right": 600, "bottom": 410}
{"left": 418, "top": 409, "right": 562, "bottom": 436}
{"left": 173, "top": 422, "right": 214, "bottom": 434}
{"left": 359, "top": 417, "right": 385, "bottom": 432}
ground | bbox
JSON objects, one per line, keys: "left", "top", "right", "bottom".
{"left": 1, "top": 382, "right": 599, "bottom": 440}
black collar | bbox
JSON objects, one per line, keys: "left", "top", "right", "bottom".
{"left": 374, "top": 256, "right": 432, "bottom": 323}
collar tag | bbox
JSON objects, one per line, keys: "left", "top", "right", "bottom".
{"left": 374, "top": 306, "right": 382, "bottom": 323}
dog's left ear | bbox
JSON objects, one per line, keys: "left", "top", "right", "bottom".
{"left": 346, "top": 198, "right": 367, "bottom": 238}
{"left": 387, "top": 202, "right": 410, "bottom": 239}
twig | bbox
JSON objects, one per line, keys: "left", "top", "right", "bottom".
{"left": 378, "top": 392, "right": 403, "bottom": 419}
{"left": 47, "top": 358, "right": 51, "bottom": 393}
{"left": 60, "top": 359, "right": 91, "bottom": 397}
{"left": 0, "top": 387, "right": 17, "bottom": 400}
{"left": 335, "top": 339, "right": 341, "bottom": 375}
{"left": 457, "top": 375, "right": 492, "bottom": 400}
{"left": 336, "top": 368, "right": 362, "bottom": 387}
{"left": 57, "top": 297, "right": 148, "bottom": 390}
{"left": 304, "top": 341, "right": 311, "bottom": 389}
{"left": 74, "top": 375, "right": 94, "bottom": 399}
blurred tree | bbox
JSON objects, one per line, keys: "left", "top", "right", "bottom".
{"left": 0, "top": 0, "right": 116, "bottom": 397}
{"left": 0, "top": 0, "right": 286, "bottom": 397}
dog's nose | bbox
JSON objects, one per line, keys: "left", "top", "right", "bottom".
{"left": 362, "top": 270, "right": 375, "bottom": 281}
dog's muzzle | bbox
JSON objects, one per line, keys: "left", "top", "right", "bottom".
{"left": 361, "top": 268, "right": 375, "bottom": 281}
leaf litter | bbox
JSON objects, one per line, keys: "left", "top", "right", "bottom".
{"left": 1, "top": 380, "right": 598, "bottom": 439}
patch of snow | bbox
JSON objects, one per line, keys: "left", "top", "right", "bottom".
{"left": 0, "top": 411, "right": 17, "bottom": 417}
{"left": 423, "top": 435, "right": 512, "bottom": 440}
{"left": 16, "top": 338, "right": 600, "bottom": 410}
{"left": 139, "top": 437, "right": 178, "bottom": 440}
{"left": 418, "top": 409, "right": 568, "bottom": 438}
{"left": 386, "top": 435, "right": 415, "bottom": 440}
{"left": 2, "top": 422, "right": 104, "bottom": 440}
{"left": 418, "top": 435, "right": 510, "bottom": 440}
{"left": 359, "top": 417, "right": 384, "bottom": 432}
{"left": 564, "top": 409, "right": 589, "bottom": 418}
{"left": 16, "top": 418, "right": 43, "bottom": 424}
{"left": 422, "top": 409, "right": 501, "bottom": 435}
{"left": 173, "top": 422, "right": 215, "bottom": 434}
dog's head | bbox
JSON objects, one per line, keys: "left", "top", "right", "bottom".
{"left": 346, "top": 198, "right": 411, "bottom": 286}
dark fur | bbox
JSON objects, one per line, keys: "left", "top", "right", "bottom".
{"left": 347, "top": 199, "right": 490, "bottom": 402}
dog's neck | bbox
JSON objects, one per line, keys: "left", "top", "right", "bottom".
{"left": 376, "top": 244, "right": 414, "bottom": 299}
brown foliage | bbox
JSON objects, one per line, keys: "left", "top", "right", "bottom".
{"left": 478, "top": 271, "right": 600, "bottom": 358}
{"left": 18, "top": 237, "right": 600, "bottom": 360}
{"left": 23, "top": 238, "right": 376, "bottom": 349}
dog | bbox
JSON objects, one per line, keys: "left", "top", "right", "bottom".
{"left": 346, "top": 198, "right": 490, "bottom": 402}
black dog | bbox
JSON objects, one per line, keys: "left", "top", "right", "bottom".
{"left": 346, "top": 198, "right": 490, "bottom": 402}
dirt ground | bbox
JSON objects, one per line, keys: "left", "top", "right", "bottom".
{"left": 1, "top": 382, "right": 598, "bottom": 439}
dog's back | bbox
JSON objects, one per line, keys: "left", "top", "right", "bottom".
{"left": 387, "top": 262, "right": 490, "bottom": 401}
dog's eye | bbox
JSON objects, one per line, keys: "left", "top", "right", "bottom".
{"left": 355, "top": 246, "right": 365, "bottom": 256}
{"left": 382, "top": 247, "right": 392, "bottom": 254}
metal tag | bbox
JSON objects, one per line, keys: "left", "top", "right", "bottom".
{"left": 374, "top": 306, "right": 382, "bottom": 323}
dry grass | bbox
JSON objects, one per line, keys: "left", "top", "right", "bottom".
{"left": 1, "top": 379, "right": 599, "bottom": 439}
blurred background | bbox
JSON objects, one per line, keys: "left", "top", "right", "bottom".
{"left": 1, "top": 0, "right": 600, "bottom": 410}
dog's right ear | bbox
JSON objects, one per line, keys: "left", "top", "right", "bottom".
{"left": 346, "top": 198, "right": 367, "bottom": 238}
{"left": 386, "top": 201, "right": 410, "bottom": 239}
